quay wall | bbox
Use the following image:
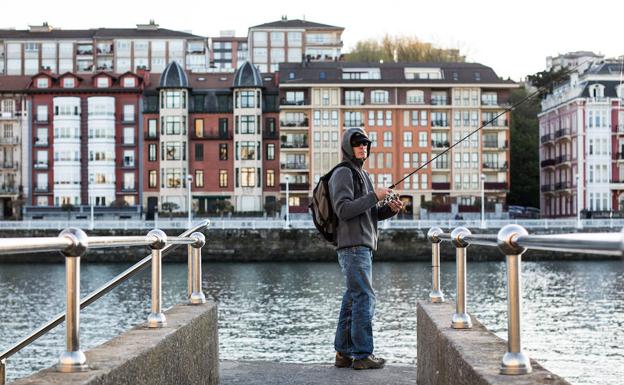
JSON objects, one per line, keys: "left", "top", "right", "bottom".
{"left": 417, "top": 301, "right": 571, "bottom": 385}
{"left": 8, "top": 302, "right": 219, "bottom": 385}
{"left": 0, "top": 228, "right": 618, "bottom": 263}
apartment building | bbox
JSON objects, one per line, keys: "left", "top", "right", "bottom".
{"left": 0, "top": 21, "right": 209, "bottom": 76}
{"left": 278, "top": 62, "right": 516, "bottom": 217}
{"left": 248, "top": 17, "right": 344, "bottom": 73}
{"left": 539, "top": 60, "right": 624, "bottom": 218}
{"left": 141, "top": 61, "right": 280, "bottom": 218}
{"left": 210, "top": 31, "right": 248, "bottom": 71}
{"left": 27, "top": 69, "right": 145, "bottom": 209}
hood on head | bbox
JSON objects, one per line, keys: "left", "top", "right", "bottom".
{"left": 342, "top": 127, "right": 372, "bottom": 165}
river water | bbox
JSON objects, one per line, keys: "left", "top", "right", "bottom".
{"left": 0, "top": 260, "right": 622, "bottom": 384}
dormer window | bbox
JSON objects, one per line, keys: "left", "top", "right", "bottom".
{"left": 62, "top": 77, "right": 75, "bottom": 88}
{"left": 123, "top": 77, "right": 136, "bottom": 88}
{"left": 589, "top": 83, "right": 605, "bottom": 99}
{"left": 37, "top": 77, "right": 49, "bottom": 88}
{"left": 96, "top": 77, "right": 109, "bottom": 88}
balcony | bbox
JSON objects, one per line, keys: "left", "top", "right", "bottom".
{"left": 431, "top": 120, "right": 449, "bottom": 128}
{"left": 541, "top": 184, "right": 553, "bottom": 193}
{"left": 280, "top": 98, "right": 308, "bottom": 106}
{"left": 554, "top": 181, "right": 572, "bottom": 190}
{"left": 76, "top": 49, "right": 93, "bottom": 56}
{"left": 96, "top": 46, "right": 114, "bottom": 55}
{"left": 540, "top": 133, "right": 554, "bottom": 144}
{"left": 484, "top": 182, "right": 507, "bottom": 190}
{"left": 280, "top": 141, "right": 309, "bottom": 150}
{"left": 481, "top": 120, "right": 507, "bottom": 128}
{"left": 280, "top": 182, "right": 310, "bottom": 191}
{"left": 431, "top": 140, "right": 450, "bottom": 149}
{"left": 0, "top": 112, "right": 16, "bottom": 120}
{"left": 280, "top": 162, "right": 308, "bottom": 170}
{"left": 483, "top": 140, "right": 508, "bottom": 150}
{"left": 554, "top": 128, "right": 571, "bottom": 140}
{"left": 0, "top": 137, "right": 19, "bottom": 145}
{"left": 0, "top": 185, "right": 18, "bottom": 194}
{"left": 194, "top": 131, "right": 232, "bottom": 140}
{"left": 34, "top": 162, "right": 48, "bottom": 169}
{"left": 431, "top": 182, "right": 450, "bottom": 190}
{"left": 432, "top": 162, "right": 449, "bottom": 170}
{"left": 482, "top": 162, "right": 507, "bottom": 171}
{"left": 280, "top": 119, "right": 309, "bottom": 128}
{"left": 430, "top": 98, "right": 448, "bottom": 106}
{"left": 540, "top": 159, "right": 555, "bottom": 168}
{"left": 1, "top": 161, "right": 18, "bottom": 169}
{"left": 34, "top": 186, "right": 49, "bottom": 193}
{"left": 555, "top": 154, "right": 571, "bottom": 165}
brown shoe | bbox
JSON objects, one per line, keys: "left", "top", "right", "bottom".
{"left": 352, "top": 355, "right": 386, "bottom": 370}
{"left": 335, "top": 352, "right": 352, "bottom": 368}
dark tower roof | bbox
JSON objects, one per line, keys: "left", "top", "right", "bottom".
{"left": 159, "top": 61, "right": 189, "bottom": 88}
{"left": 232, "top": 61, "right": 263, "bottom": 88}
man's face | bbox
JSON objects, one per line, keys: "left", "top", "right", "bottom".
{"left": 352, "top": 142, "right": 368, "bottom": 160}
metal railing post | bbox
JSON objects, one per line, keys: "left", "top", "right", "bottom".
{"left": 1, "top": 358, "right": 5, "bottom": 385}
{"left": 58, "top": 228, "right": 89, "bottom": 373}
{"left": 187, "top": 244, "right": 192, "bottom": 298}
{"left": 497, "top": 224, "right": 532, "bottom": 375}
{"left": 147, "top": 229, "right": 167, "bottom": 328}
{"left": 427, "top": 227, "right": 444, "bottom": 303}
{"left": 189, "top": 232, "right": 206, "bottom": 305}
{"left": 450, "top": 226, "right": 472, "bottom": 329}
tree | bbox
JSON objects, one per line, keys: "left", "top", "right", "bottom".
{"left": 214, "top": 200, "right": 233, "bottom": 217}
{"left": 347, "top": 35, "right": 465, "bottom": 63}
{"left": 61, "top": 202, "right": 74, "bottom": 222}
{"left": 263, "top": 200, "right": 281, "bottom": 217}
{"left": 526, "top": 68, "right": 569, "bottom": 98}
{"left": 110, "top": 198, "right": 129, "bottom": 209}
{"left": 161, "top": 202, "right": 179, "bottom": 219}
{"left": 508, "top": 86, "right": 540, "bottom": 208}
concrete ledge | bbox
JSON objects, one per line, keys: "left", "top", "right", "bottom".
{"left": 9, "top": 302, "right": 219, "bottom": 385}
{"left": 416, "top": 301, "right": 570, "bottom": 385}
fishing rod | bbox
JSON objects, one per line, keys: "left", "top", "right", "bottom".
{"left": 386, "top": 57, "right": 599, "bottom": 191}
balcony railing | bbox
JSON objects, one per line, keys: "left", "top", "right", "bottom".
{"left": 431, "top": 182, "right": 450, "bottom": 190}
{"left": 431, "top": 120, "right": 449, "bottom": 127}
{"left": 554, "top": 128, "right": 571, "bottom": 139}
{"left": 482, "top": 120, "right": 508, "bottom": 127}
{"left": 430, "top": 98, "right": 448, "bottom": 106}
{"left": 1, "top": 161, "right": 18, "bottom": 169}
{"left": 280, "top": 182, "right": 310, "bottom": 191}
{"left": 541, "top": 184, "right": 553, "bottom": 192}
{"left": 34, "top": 162, "right": 48, "bottom": 169}
{"left": 433, "top": 162, "right": 449, "bottom": 170}
{"left": 280, "top": 98, "right": 308, "bottom": 106}
{"left": 540, "top": 159, "right": 556, "bottom": 168}
{"left": 34, "top": 186, "right": 49, "bottom": 193}
{"left": 482, "top": 162, "right": 508, "bottom": 170}
{"left": 431, "top": 140, "right": 450, "bottom": 148}
{"left": 280, "top": 142, "right": 309, "bottom": 149}
{"left": 280, "top": 119, "right": 309, "bottom": 127}
{"left": 344, "top": 99, "right": 364, "bottom": 106}
{"left": 483, "top": 141, "right": 508, "bottom": 149}
{"left": 484, "top": 182, "right": 507, "bottom": 190}
{"left": 554, "top": 181, "right": 572, "bottom": 190}
{"left": 280, "top": 162, "right": 308, "bottom": 170}
{"left": 540, "top": 133, "right": 553, "bottom": 144}
{"left": 555, "top": 154, "right": 571, "bottom": 164}
{"left": 0, "top": 137, "right": 19, "bottom": 145}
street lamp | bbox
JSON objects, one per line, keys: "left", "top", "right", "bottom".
{"left": 285, "top": 175, "right": 290, "bottom": 227}
{"left": 187, "top": 174, "right": 193, "bottom": 228}
{"left": 480, "top": 174, "right": 486, "bottom": 229}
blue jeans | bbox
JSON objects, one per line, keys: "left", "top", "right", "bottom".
{"left": 334, "top": 246, "right": 375, "bottom": 359}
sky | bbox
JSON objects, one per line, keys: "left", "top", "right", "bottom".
{"left": 1, "top": 0, "right": 622, "bottom": 81}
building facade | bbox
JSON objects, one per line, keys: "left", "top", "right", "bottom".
{"left": 0, "top": 21, "right": 209, "bottom": 76}
{"left": 539, "top": 60, "right": 624, "bottom": 218}
{"left": 248, "top": 17, "right": 344, "bottom": 73}
{"left": 210, "top": 31, "right": 248, "bottom": 71}
{"left": 278, "top": 62, "right": 515, "bottom": 217}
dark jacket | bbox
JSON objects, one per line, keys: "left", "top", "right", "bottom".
{"left": 328, "top": 127, "right": 396, "bottom": 250}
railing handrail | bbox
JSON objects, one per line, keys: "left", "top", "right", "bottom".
{"left": 0, "top": 220, "right": 209, "bottom": 362}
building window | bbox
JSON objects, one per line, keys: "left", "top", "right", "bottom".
{"left": 62, "top": 77, "right": 75, "bottom": 88}
{"left": 123, "top": 150, "right": 135, "bottom": 167}
{"left": 164, "top": 142, "right": 183, "bottom": 160}
{"left": 35, "top": 127, "right": 48, "bottom": 145}
{"left": 195, "top": 119, "right": 204, "bottom": 137}
{"left": 239, "top": 91, "right": 256, "bottom": 108}
{"left": 219, "top": 144, "right": 228, "bottom": 160}
{"left": 344, "top": 90, "right": 364, "bottom": 105}
{"left": 241, "top": 167, "right": 256, "bottom": 187}
{"left": 403, "top": 132, "right": 413, "bottom": 147}
{"left": 240, "top": 115, "right": 256, "bottom": 134}
{"left": 240, "top": 141, "right": 256, "bottom": 160}
{"left": 148, "top": 170, "right": 157, "bottom": 188}
{"left": 383, "top": 132, "right": 392, "bottom": 147}
{"left": 195, "top": 170, "right": 204, "bottom": 187}
{"left": 219, "top": 170, "right": 228, "bottom": 187}
{"left": 195, "top": 143, "right": 204, "bottom": 161}
{"left": 266, "top": 143, "right": 275, "bottom": 160}
{"left": 419, "top": 132, "right": 427, "bottom": 147}
{"left": 123, "top": 127, "right": 135, "bottom": 144}
{"left": 123, "top": 105, "right": 135, "bottom": 122}
{"left": 148, "top": 144, "right": 157, "bottom": 161}
{"left": 148, "top": 119, "right": 158, "bottom": 138}
{"left": 162, "top": 116, "right": 185, "bottom": 135}
{"left": 266, "top": 169, "right": 275, "bottom": 187}
{"left": 96, "top": 77, "right": 108, "bottom": 88}
{"left": 123, "top": 77, "right": 136, "bottom": 88}
{"left": 123, "top": 173, "right": 135, "bottom": 190}
{"left": 406, "top": 90, "right": 424, "bottom": 104}
{"left": 164, "top": 91, "right": 185, "bottom": 108}
{"left": 37, "top": 78, "right": 49, "bottom": 88}
{"left": 371, "top": 90, "right": 389, "bottom": 104}
{"left": 36, "top": 105, "right": 48, "bottom": 122}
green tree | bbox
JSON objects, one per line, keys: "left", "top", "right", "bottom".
{"left": 526, "top": 68, "right": 569, "bottom": 98}
{"left": 347, "top": 35, "right": 465, "bottom": 63}
{"left": 508, "top": 87, "right": 540, "bottom": 208}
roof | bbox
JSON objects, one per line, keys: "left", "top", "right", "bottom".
{"left": 585, "top": 61, "right": 624, "bottom": 75}
{"left": 0, "top": 27, "right": 204, "bottom": 40}
{"left": 580, "top": 81, "right": 623, "bottom": 98}
{"left": 0, "top": 76, "right": 31, "bottom": 92}
{"left": 160, "top": 61, "right": 189, "bottom": 88}
{"left": 233, "top": 61, "right": 264, "bottom": 88}
{"left": 278, "top": 62, "right": 514, "bottom": 85}
{"left": 144, "top": 71, "right": 278, "bottom": 91}
{"left": 250, "top": 19, "right": 343, "bottom": 30}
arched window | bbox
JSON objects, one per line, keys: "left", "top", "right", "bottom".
{"left": 406, "top": 90, "right": 424, "bottom": 104}
{"left": 589, "top": 83, "right": 605, "bottom": 99}
{"left": 371, "top": 90, "right": 389, "bottom": 104}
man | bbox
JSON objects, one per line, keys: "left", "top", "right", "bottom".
{"left": 328, "top": 127, "right": 403, "bottom": 370}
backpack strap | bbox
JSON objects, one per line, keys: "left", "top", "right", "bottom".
{"left": 334, "top": 161, "right": 363, "bottom": 197}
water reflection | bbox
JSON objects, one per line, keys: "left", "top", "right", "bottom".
{"left": 0, "top": 260, "right": 622, "bottom": 385}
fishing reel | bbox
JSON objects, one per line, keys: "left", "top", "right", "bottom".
{"left": 380, "top": 191, "right": 400, "bottom": 206}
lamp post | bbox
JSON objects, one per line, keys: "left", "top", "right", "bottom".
{"left": 187, "top": 174, "right": 193, "bottom": 228}
{"left": 480, "top": 174, "right": 486, "bottom": 229}
{"left": 285, "top": 175, "right": 290, "bottom": 227}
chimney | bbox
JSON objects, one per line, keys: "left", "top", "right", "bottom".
{"left": 29, "top": 22, "right": 53, "bottom": 32}
{"left": 137, "top": 68, "right": 151, "bottom": 86}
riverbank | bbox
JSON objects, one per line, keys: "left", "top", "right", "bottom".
{"left": 0, "top": 228, "right": 619, "bottom": 262}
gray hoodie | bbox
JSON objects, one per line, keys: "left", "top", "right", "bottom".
{"left": 328, "top": 127, "right": 396, "bottom": 250}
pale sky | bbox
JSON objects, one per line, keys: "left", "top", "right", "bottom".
{"left": 1, "top": 0, "right": 622, "bottom": 81}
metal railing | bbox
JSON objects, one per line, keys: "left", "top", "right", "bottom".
{"left": 0, "top": 220, "right": 209, "bottom": 383}
{"left": 427, "top": 224, "right": 622, "bottom": 375}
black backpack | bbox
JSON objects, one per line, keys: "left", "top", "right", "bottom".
{"left": 309, "top": 161, "right": 362, "bottom": 244}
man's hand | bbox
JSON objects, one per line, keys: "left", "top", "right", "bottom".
{"left": 374, "top": 187, "right": 393, "bottom": 201}
{"left": 387, "top": 198, "right": 404, "bottom": 213}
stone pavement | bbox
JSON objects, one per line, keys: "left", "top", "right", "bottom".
{"left": 219, "top": 360, "right": 417, "bottom": 385}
